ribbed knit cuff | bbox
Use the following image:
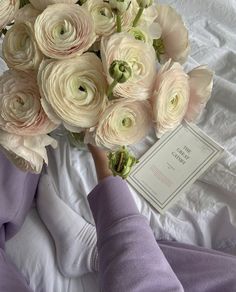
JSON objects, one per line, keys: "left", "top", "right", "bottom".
{"left": 88, "top": 176, "right": 139, "bottom": 235}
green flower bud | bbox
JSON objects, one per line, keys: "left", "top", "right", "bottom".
{"left": 67, "top": 131, "right": 87, "bottom": 150}
{"left": 108, "top": 146, "right": 138, "bottom": 179}
{"left": 109, "top": 60, "right": 132, "bottom": 83}
{"left": 109, "top": 0, "right": 131, "bottom": 14}
{"left": 136, "top": 0, "right": 153, "bottom": 8}
{"left": 153, "top": 38, "right": 165, "bottom": 62}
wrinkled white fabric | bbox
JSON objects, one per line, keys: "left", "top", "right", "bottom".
{"left": 3, "top": 0, "right": 236, "bottom": 291}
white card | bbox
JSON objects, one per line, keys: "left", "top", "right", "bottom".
{"left": 127, "top": 121, "right": 224, "bottom": 214}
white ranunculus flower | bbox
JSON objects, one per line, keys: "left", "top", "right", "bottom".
{"left": 38, "top": 53, "right": 108, "bottom": 131}
{"left": 83, "top": 0, "right": 139, "bottom": 37}
{"left": 3, "top": 15, "right": 43, "bottom": 72}
{"left": 108, "top": 0, "right": 131, "bottom": 13}
{"left": 101, "top": 32, "right": 156, "bottom": 100}
{"left": 128, "top": 26, "right": 154, "bottom": 45}
{"left": 83, "top": 0, "right": 116, "bottom": 37}
{"left": 34, "top": 4, "right": 96, "bottom": 59}
{"left": 154, "top": 4, "right": 190, "bottom": 64}
{"left": 29, "top": 0, "right": 77, "bottom": 11}
{"left": 15, "top": 4, "right": 41, "bottom": 23}
{"left": 152, "top": 60, "right": 190, "bottom": 138}
{"left": 132, "top": 1, "right": 158, "bottom": 26}
{"left": 122, "top": 0, "right": 142, "bottom": 30}
{"left": 0, "top": 0, "right": 20, "bottom": 30}
{"left": 94, "top": 100, "right": 153, "bottom": 149}
{"left": 0, "top": 70, "right": 57, "bottom": 135}
{"left": 185, "top": 66, "right": 214, "bottom": 122}
{"left": 0, "top": 130, "right": 57, "bottom": 173}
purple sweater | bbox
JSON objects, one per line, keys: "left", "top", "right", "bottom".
{"left": 88, "top": 176, "right": 236, "bottom": 292}
{"left": 1, "top": 152, "right": 236, "bottom": 291}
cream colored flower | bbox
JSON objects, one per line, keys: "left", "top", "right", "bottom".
{"left": 38, "top": 53, "right": 108, "bottom": 131}
{"left": 94, "top": 100, "right": 152, "bottom": 149}
{"left": 122, "top": 1, "right": 141, "bottom": 29}
{"left": 185, "top": 66, "right": 214, "bottom": 122}
{"left": 0, "top": 130, "right": 57, "bottom": 173}
{"left": 152, "top": 60, "right": 190, "bottom": 138}
{"left": 109, "top": 0, "right": 131, "bottom": 13}
{"left": 0, "top": 70, "right": 57, "bottom": 135}
{"left": 0, "top": 0, "right": 20, "bottom": 30}
{"left": 83, "top": 0, "right": 116, "bottom": 37}
{"left": 131, "top": 1, "right": 161, "bottom": 43}
{"left": 34, "top": 4, "right": 96, "bottom": 59}
{"left": 83, "top": 0, "right": 138, "bottom": 37}
{"left": 132, "top": 1, "right": 158, "bottom": 27}
{"left": 29, "top": 0, "right": 77, "bottom": 11}
{"left": 101, "top": 32, "right": 156, "bottom": 100}
{"left": 3, "top": 13, "right": 43, "bottom": 72}
{"left": 154, "top": 4, "right": 190, "bottom": 64}
{"left": 15, "top": 4, "right": 40, "bottom": 23}
{"left": 128, "top": 26, "right": 154, "bottom": 45}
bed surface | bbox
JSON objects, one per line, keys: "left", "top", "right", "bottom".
{"left": 2, "top": 0, "right": 236, "bottom": 291}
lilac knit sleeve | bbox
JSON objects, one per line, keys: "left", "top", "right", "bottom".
{"left": 0, "top": 152, "right": 39, "bottom": 292}
{"left": 88, "top": 176, "right": 183, "bottom": 292}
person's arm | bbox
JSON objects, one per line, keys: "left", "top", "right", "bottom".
{"left": 0, "top": 152, "right": 39, "bottom": 292}
{"left": 88, "top": 145, "right": 183, "bottom": 292}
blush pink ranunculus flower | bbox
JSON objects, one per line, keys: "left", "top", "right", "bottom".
{"left": 29, "top": 0, "right": 77, "bottom": 11}
{"left": 94, "top": 99, "right": 153, "bottom": 150}
{"left": 152, "top": 60, "right": 190, "bottom": 138}
{"left": 83, "top": 0, "right": 117, "bottom": 38}
{"left": 38, "top": 53, "right": 108, "bottom": 132}
{"left": 185, "top": 66, "right": 214, "bottom": 122}
{"left": 83, "top": 0, "right": 151, "bottom": 40}
{"left": 0, "top": 70, "right": 57, "bottom": 136}
{"left": 34, "top": 4, "right": 96, "bottom": 59}
{"left": 154, "top": 4, "right": 190, "bottom": 64}
{"left": 14, "top": 3, "right": 41, "bottom": 23}
{"left": 3, "top": 6, "right": 43, "bottom": 72}
{"left": 0, "top": 0, "right": 20, "bottom": 30}
{"left": 0, "top": 130, "right": 57, "bottom": 173}
{"left": 101, "top": 32, "right": 156, "bottom": 100}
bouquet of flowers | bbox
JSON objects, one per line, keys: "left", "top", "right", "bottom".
{"left": 0, "top": 0, "right": 213, "bottom": 178}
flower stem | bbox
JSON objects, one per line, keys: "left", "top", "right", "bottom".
{"left": 116, "top": 13, "right": 122, "bottom": 32}
{"left": 156, "top": 51, "right": 161, "bottom": 63}
{"left": 107, "top": 79, "right": 118, "bottom": 99}
{"left": 132, "top": 7, "right": 144, "bottom": 27}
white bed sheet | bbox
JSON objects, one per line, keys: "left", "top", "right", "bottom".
{"left": 2, "top": 0, "right": 236, "bottom": 291}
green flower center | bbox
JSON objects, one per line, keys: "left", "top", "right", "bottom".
{"left": 153, "top": 38, "right": 165, "bottom": 62}
{"left": 78, "top": 85, "right": 86, "bottom": 92}
{"left": 99, "top": 7, "right": 111, "bottom": 17}
{"left": 122, "top": 117, "right": 132, "bottom": 127}
{"left": 170, "top": 95, "right": 179, "bottom": 109}
{"left": 16, "top": 97, "right": 24, "bottom": 106}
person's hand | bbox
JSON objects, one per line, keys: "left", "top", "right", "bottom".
{"left": 88, "top": 144, "right": 112, "bottom": 182}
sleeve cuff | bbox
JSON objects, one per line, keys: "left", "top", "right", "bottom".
{"left": 88, "top": 176, "right": 139, "bottom": 233}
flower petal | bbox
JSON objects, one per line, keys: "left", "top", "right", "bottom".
{"left": 152, "top": 60, "right": 190, "bottom": 137}
{"left": 185, "top": 66, "right": 214, "bottom": 122}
